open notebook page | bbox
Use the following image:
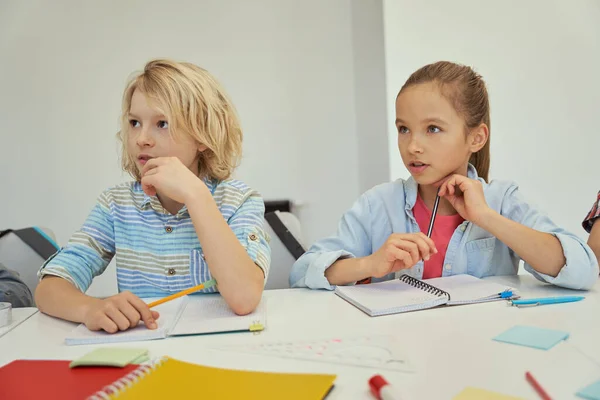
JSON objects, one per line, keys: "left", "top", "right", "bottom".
{"left": 169, "top": 294, "right": 266, "bottom": 336}
{"left": 425, "top": 274, "right": 516, "bottom": 305}
{"left": 64, "top": 296, "right": 188, "bottom": 345}
{"left": 335, "top": 279, "right": 445, "bottom": 316}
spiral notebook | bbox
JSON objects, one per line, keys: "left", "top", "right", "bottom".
{"left": 65, "top": 294, "right": 267, "bottom": 345}
{"left": 88, "top": 357, "right": 336, "bottom": 400}
{"left": 335, "top": 274, "right": 517, "bottom": 316}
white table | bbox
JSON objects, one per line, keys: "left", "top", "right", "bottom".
{"left": 1, "top": 276, "right": 599, "bottom": 399}
{"left": 0, "top": 307, "right": 37, "bottom": 338}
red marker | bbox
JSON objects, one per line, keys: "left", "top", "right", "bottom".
{"left": 525, "top": 371, "right": 552, "bottom": 400}
{"left": 369, "top": 375, "right": 402, "bottom": 400}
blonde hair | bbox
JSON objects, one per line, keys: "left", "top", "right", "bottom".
{"left": 117, "top": 59, "right": 242, "bottom": 181}
{"left": 398, "top": 61, "right": 491, "bottom": 182}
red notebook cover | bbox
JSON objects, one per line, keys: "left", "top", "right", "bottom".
{"left": 0, "top": 360, "right": 139, "bottom": 400}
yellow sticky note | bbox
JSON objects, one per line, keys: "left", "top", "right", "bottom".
{"left": 453, "top": 387, "right": 525, "bottom": 400}
{"left": 69, "top": 347, "right": 149, "bottom": 368}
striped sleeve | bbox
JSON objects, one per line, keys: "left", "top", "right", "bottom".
{"left": 38, "top": 190, "right": 116, "bottom": 292}
{"left": 226, "top": 188, "right": 271, "bottom": 282}
{"left": 583, "top": 191, "right": 600, "bottom": 233}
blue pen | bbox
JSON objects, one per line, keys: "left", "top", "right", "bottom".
{"left": 510, "top": 296, "right": 584, "bottom": 307}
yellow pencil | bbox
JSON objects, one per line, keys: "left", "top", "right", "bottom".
{"left": 147, "top": 279, "right": 217, "bottom": 308}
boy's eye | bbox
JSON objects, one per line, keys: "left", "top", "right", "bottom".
{"left": 398, "top": 125, "right": 409, "bottom": 134}
{"left": 129, "top": 119, "right": 140, "bottom": 128}
{"left": 427, "top": 125, "right": 441, "bottom": 133}
{"left": 157, "top": 120, "right": 169, "bottom": 129}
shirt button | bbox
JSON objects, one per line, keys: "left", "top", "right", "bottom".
{"left": 444, "top": 264, "right": 452, "bottom": 271}
{"left": 167, "top": 268, "right": 176, "bottom": 276}
{"left": 165, "top": 226, "right": 173, "bottom": 233}
{"left": 249, "top": 233, "right": 258, "bottom": 242}
{"left": 460, "top": 225, "right": 466, "bottom": 232}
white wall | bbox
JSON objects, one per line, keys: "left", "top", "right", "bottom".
{"left": 0, "top": 0, "right": 389, "bottom": 295}
{"left": 351, "top": 0, "right": 390, "bottom": 193}
{"left": 383, "top": 0, "right": 600, "bottom": 238}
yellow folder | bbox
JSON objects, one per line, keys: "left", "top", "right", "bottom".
{"left": 102, "top": 357, "right": 336, "bottom": 400}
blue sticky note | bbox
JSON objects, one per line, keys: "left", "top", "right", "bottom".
{"left": 577, "top": 379, "right": 600, "bottom": 400}
{"left": 493, "top": 325, "right": 569, "bottom": 350}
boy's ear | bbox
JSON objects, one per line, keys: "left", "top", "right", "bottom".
{"left": 197, "top": 143, "right": 208, "bottom": 152}
{"left": 469, "top": 123, "right": 489, "bottom": 153}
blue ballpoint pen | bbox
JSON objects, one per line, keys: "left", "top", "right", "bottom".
{"left": 510, "top": 296, "right": 585, "bottom": 307}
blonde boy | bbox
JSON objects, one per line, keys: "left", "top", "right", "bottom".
{"left": 35, "top": 60, "right": 270, "bottom": 333}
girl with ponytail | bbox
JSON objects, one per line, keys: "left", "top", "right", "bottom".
{"left": 291, "top": 61, "right": 597, "bottom": 291}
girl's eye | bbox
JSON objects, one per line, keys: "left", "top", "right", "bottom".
{"left": 428, "top": 125, "right": 441, "bottom": 133}
{"left": 398, "top": 125, "right": 409, "bottom": 134}
{"left": 157, "top": 120, "right": 169, "bottom": 129}
{"left": 129, "top": 119, "right": 140, "bottom": 128}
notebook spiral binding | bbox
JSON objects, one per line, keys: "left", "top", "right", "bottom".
{"left": 88, "top": 357, "right": 169, "bottom": 400}
{"left": 399, "top": 275, "right": 452, "bottom": 301}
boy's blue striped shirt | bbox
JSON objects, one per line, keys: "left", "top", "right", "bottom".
{"left": 39, "top": 178, "right": 271, "bottom": 298}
